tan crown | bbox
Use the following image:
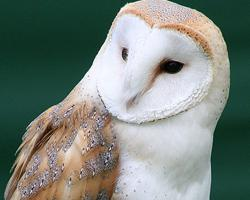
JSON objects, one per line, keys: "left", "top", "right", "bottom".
{"left": 112, "top": 0, "right": 226, "bottom": 59}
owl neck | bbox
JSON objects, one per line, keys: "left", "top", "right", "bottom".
{"left": 113, "top": 103, "right": 216, "bottom": 200}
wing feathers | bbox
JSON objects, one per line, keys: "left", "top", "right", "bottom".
{"left": 5, "top": 102, "right": 119, "bottom": 200}
{"left": 5, "top": 106, "right": 57, "bottom": 200}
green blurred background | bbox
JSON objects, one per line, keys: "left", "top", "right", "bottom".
{"left": 0, "top": 0, "right": 249, "bottom": 199}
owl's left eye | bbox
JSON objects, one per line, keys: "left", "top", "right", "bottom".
{"left": 159, "top": 59, "right": 184, "bottom": 74}
{"left": 122, "top": 48, "right": 128, "bottom": 61}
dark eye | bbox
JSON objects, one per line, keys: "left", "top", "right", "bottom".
{"left": 159, "top": 59, "right": 184, "bottom": 74}
{"left": 122, "top": 48, "right": 128, "bottom": 61}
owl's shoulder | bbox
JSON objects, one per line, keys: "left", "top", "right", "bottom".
{"left": 5, "top": 100, "right": 119, "bottom": 200}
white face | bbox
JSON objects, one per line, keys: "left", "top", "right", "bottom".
{"left": 97, "top": 15, "right": 213, "bottom": 123}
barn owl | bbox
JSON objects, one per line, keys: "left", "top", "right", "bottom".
{"left": 5, "top": 0, "right": 230, "bottom": 199}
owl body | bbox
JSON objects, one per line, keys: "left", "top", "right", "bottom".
{"left": 5, "top": 0, "right": 229, "bottom": 200}
{"left": 113, "top": 115, "right": 212, "bottom": 200}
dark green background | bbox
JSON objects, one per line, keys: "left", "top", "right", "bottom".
{"left": 0, "top": 0, "right": 249, "bottom": 199}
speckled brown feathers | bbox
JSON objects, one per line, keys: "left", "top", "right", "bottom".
{"left": 5, "top": 102, "right": 119, "bottom": 200}
{"left": 115, "top": 0, "right": 214, "bottom": 57}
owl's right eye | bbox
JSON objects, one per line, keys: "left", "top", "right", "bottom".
{"left": 122, "top": 48, "right": 128, "bottom": 61}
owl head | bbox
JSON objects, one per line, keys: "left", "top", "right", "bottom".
{"left": 95, "top": 0, "right": 230, "bottom": 124}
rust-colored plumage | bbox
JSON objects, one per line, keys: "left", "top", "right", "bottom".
{"left": 115, "top": 0, "right": 214, "bottom": 57}
{"left": 5, "top": 102, "right": 119, "bottom": 200}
